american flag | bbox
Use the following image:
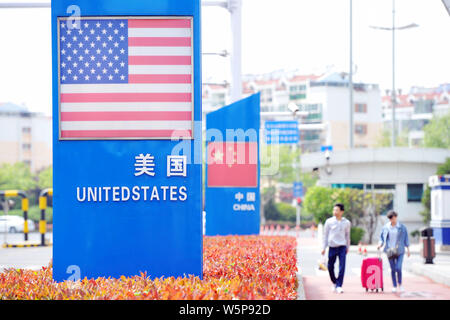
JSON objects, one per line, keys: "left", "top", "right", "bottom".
{"left": 58, "top": 17, "right": 193, "bottom": 139}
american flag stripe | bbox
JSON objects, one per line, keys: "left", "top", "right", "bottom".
{"left": 128, "top": 74, "right": 191, "bottom": 84}
{"left": 61, "top": 84, "right": 192, "bottom": 94}
{"left": 128, "top": 37, "right": 191, "bottom": 47}
{"left": 61, "top": 130, "right": 192, "bottom": 138}
{"left": 61, "top": 121, "right": 192, "bottom": 131}
{"left": 128, "top": 28, "right": 191, "bottom": 37}
{"left": 129, "top": 47, "right": 191, "bottom": 56}
{"left": 128, "top": 19, "right": 191, "bottom": 28}
{"left": 128, "top": 65, "right": 192, "bottom": 74}
{"left": 61, "top": 93, "right": 192, "bottom": 103}
{"left": 61, "top": 111, "right": 192, "bottom": 121}
{"left": 129, "top": 56, "right": 191, "bottom": 65}
{"left": 61, "top": 102, "right": 192, "bottom": 112}
{"left": 59, "top": 17, "right": 193, "bottom": 139}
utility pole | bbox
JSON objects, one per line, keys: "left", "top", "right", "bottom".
{"left": 391, "top": 0, "right": 396, "bottom": 147}
{"left": 369, "top": 0, "right": 418, "bottom": 148}
{"left": 203, "top": 0, "right": 242, "bottom": 103}
{"left": 349, "top": 0, "right": 354, "bottom": 149}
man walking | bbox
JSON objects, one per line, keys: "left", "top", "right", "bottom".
{"left": 321, "top": 203, "right": 351, "bottom": 293}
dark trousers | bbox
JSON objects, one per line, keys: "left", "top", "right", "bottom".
{"left": 388, "top": 253, "right": 404, "bottom": 287}
{"left": 328, "top": 246, "right": 347, "bottom": 288}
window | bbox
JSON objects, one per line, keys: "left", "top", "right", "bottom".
{"left": 22, "top": 143, "right": 32, "bottom": 150}
{"left": 355, "top": 124, "right": 367, "bottom": 135}
{"left": 22, "top": 127, "right": 31, "bottom": 133}
{"left": 407, "top": 184, "right": 423, "bottom": 202}
{"left": 355, "top": 103, "right": 367, "bottom": 113}
{"left": 374, "top": 184, "right": 395, "bottom": 190}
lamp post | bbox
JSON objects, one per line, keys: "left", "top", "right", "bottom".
{"left": 203, "top": 0, "right": 242, "bottom": 103}
{"left": 349, "top": 0, "right": 354, "bottom": 149}
{"left": 370, "top": 0, "right": 418, "bottom": 147}
{"left": 442, "top": 0, "right": 450, "bottom": 16}
{"left": 288, "top": 103, "right": 309, "bottom": 229}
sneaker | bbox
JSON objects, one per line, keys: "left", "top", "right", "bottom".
{"left": 399, "top": 286, "right": 405, "bottom": 292}
{"left": 336, "top": 287, "right": 344, "bottom": 294}
{"left": 392, "top": 287, "right": 397, "bottom": 293}
{"left": 331, "top": 285, "right": 336, "bottom": 293}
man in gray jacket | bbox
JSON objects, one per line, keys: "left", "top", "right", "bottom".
{"left": 321, "top": 203, "right": 351, "bottom": 293}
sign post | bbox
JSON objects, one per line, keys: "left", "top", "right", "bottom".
{"left": 264, "top": 120, "right": 299, "bottom": 145}
{"left": 205, "top": 94, "right": 260, "bottom": 236}
{"left": 51, "top": 0, "right": 202, "bottom": 281}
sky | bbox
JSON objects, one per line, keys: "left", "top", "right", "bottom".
{"left": 0, "top": 0, "right": 449, "bottom": 116}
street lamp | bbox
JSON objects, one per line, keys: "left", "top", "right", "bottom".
{"left": 370, "top": 0, "right": 418, "bottom": 147}
{"left": 442, "top": 0, "right": 450, "bottom": 16}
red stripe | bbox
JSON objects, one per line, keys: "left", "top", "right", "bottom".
{"left": 129, "top": 74, "right": 191, "bottom": 84}
{"left": 61, "top": 129, "right": 192, "bottom": 138}
{"left": 60, "top": 93, "right": 191, "bottom": 103}
{"left": 128, "top": 19, "right": 191, "bottom": 28}
{"left": 129, "top": 37, "right": 191, "bottom": 47}
{"left": 129, "top": 56, "right": 191, "bottom": 65}
{"left": 61, "top": 111, "right": 191, "bottom": 121}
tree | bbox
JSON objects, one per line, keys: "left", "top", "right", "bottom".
{"left": 375, "top": 127, "right": 409, "bottom": 147}
{"left": 0, "top": 162, "right": 36, "bottom": 191}
{"left": 423, "top": 111, "right": 450, "bottom": 149}
{"left": 303, "top": 186, "right": 392, "bottom": 244}
{"left": 302, "top": 186, "right": 334, "bottom": 224}
{"left": 37, "top": 166, "right": 52, "bottom": 190}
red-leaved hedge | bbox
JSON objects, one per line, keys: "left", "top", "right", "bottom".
{"left": 0, "top": 235, "right": 298, "bottom": 300}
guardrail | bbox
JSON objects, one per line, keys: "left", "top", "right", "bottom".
{"left": 1, "top": 188, "right": 53, "bottom": 248}
{"left": 38, "top": 188, "right": 53, "bottom": 247}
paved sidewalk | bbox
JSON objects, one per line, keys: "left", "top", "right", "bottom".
{"left": 303, "top": 274, "right": 450, "bottom": 300}
{"left": 350, "top": 243, "right": 450, "bottom": 288}
{"left": 295, "top": 231, "right": 450, "bottom": 300}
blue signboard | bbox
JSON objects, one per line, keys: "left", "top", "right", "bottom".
{"left": 293, "top": 182, "right": 303, "bottom": 198}
{"left": 264, "top": 120, "right": 299, "bottom": 144}
{"left": 205, "top": 94, "right": 260, "bottom": 236}
{"left": 321, "top": 145, "right": 333, "bottom": 152}
{"left": 51, "top": 0, "right": 202, "bottom": 281}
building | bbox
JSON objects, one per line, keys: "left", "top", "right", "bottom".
{"left": 382, "top": 84, "right": 450, "bottom": 146}
{"left": 0, "top": 102, "right": 52, "bottom": 172}
{"left": 300, "top": 147, "right": 450, "bottom": 241}
{"left": 203, "top": 71, "right": 384, "bottom": 153}
{"left": 308, "top": 73, "right": 383, "bottom": 151}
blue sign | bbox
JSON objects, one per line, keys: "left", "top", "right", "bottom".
{"left": 264, "top": 121, "right": 299, "bottom": 144}
{"left": 205, "top": 94, "right": 260, "bottom": 236}
{"left": 52, "top": 0, "right": 202, "bottom": 281}
{"left": 293, "top": 182, "right": 303, "bottom": 198}
{"left": 321, "top": 145, "right": 333, "bottom": 152}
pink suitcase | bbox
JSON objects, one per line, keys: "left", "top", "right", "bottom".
{"left": 361, "top": 257, "right": 384, "bottom": 292}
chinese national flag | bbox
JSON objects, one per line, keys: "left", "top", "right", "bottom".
{"left": 207, "top": 142, "right": 258, "bottom": 187}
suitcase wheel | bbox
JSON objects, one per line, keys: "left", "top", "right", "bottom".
{"left": 365, "top": 288, "right": 368, "bottom": 292}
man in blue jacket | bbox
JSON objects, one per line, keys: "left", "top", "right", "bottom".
{"left": 377, "top": 210, "right": 410, "bottom": 293}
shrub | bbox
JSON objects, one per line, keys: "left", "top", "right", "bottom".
{"left": 7, "top": 206, "right": 53, "bottom": 223}
{"left": 0, "top": 236, "right": 298, "bottom": 300}
{"left": 275, "top": 202, "right": 296, "bottom": 223}
{"left": 350, "top": 227, "right": 365, "bottom": 245}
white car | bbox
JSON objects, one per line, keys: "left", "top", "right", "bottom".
{"left": 0, "top": 215, "right": 36, "bottom": 233}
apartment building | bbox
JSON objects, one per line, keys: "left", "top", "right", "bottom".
{"left": 0, "top": 102, "right": 52, "bottom": 172}
{"left": 203, "top": 71, "right": 383, "bottom": 153}
{"left": 381, "top": 84, "right": 450, "bottom": 146}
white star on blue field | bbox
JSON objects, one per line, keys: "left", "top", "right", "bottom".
{"left": 59, "top": 19, "right": 128, "bottom": 84}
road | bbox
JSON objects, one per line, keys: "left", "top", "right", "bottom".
{"left": 0, "top": 231, "right": 52, "bottom": 271}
